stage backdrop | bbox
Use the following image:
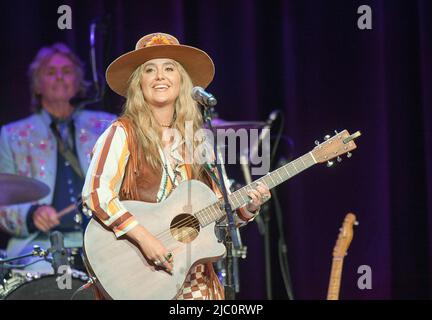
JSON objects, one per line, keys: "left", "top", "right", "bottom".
{"left": 0, "top": 0, "right": 431, "bottom": 299}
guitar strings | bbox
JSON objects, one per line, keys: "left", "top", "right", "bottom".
{"left": 152, "top": 190, "right": 255, "bottom": 243}
{"left": 152, "top": 186, "right": 255, "bottom": 241}
{"left": 154, "top": 204, "right": 241, "bottom": 245}
{"left": 153, "top": 213, "right": 207, "bottom": 243}
{"left": 153, "top": 205, "right": 225, "bottom": 244}
{"left": 152, "top": 207, "right": 208, "bottom": 238}
{"left": 151, "top": 202, "right": 222, "bottom": 240}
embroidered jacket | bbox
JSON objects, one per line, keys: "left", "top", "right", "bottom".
{"left": 0, "top": 109, "right": 116, "bottom": 237}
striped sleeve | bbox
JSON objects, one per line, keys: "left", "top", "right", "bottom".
{"left": 81, "top": 123, "right": 139, "bottom": 238}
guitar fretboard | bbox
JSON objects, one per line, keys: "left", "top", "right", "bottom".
{"left": 195, "top": 152, "right": 317, "bottom": 226}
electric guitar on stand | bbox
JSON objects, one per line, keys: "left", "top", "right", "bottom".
{"left": 83, "top": 129, "right": 361, "bottom": 299}
{"left": 327, "top": 213, "right": 358, "bottom": 300}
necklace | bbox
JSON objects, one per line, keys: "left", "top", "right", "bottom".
{"left": 159, "top": 119, "right": 173, "bottom": 128}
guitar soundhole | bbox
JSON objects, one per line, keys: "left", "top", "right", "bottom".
{"left": 170, "top": 214, "right": 200, "bottom": 243}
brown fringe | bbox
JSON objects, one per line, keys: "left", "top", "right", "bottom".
{"left": 115, "top": 117, "right": 140, "bottom": 201}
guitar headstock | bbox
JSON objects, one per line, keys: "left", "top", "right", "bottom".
{"left": 312, "top": 130, "right": 361, "bottom": 166}
{"left": 333, "top": 213, "right": 357, "bottom": 258}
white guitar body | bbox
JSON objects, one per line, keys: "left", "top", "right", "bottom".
{"left": 83, "top": 180, "right": 226, "bottom": 300}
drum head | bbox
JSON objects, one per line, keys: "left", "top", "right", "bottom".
{"left": 5, "top": 274, "right": 95, "bottom": 300}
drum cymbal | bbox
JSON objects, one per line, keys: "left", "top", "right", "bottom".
{"left": 209, "top": 118, "right": 265, "bottom": 130}
{"left": 0, "top": 173, "right": 50, "bottom": 206}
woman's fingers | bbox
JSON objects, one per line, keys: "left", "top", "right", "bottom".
{"left": 247, "top": 189, "right": 261, "bottom": 205}
{"left": 255, "top": 182, "right": 271, "bottom": 203}
{"left": 155, "top": 252, "right": 174, "bottom": 272}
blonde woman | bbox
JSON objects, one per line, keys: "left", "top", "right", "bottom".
{"left": 82, "top": 33, "right": 270, "bottom": 300}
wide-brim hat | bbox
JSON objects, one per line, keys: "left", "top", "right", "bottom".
{"left": 106, "top": 33, "right": 215, "bottom": 97}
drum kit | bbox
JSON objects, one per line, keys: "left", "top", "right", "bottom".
{"left": 0, "top": 173, "right": 94, "bottom": 300}
{"left": 0, "top": 118, "right": 270, "bottom": 300}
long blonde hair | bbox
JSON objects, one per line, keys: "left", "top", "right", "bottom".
{"left": 121, "top": 60, "right": 205, "bottom": 179}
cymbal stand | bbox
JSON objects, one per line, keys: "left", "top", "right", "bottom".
{"left": 0, "top": 246, "right": 50, "bottom": 287}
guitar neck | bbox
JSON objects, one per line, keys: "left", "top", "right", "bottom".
{"left": 195, "top": 152, "right": 317, "bottom": 226}
{"left": 230, "top": 152, "right": 316, "bottom": 210}
{"left": 327, "top": 257, "right": 344, "bottom": 300}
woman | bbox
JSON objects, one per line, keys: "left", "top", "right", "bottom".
{"left": 82, "top": 33, "right": 270, "bottom": 300}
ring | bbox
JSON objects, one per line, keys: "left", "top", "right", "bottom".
{"left": 165, "top": 252, "right": 173, "bottom": 261}
{"left": 154, "top": 260, "right": 162, "bottom": 266}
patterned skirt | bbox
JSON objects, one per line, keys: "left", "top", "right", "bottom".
{"left": 176, "top": 263, "right": 225, "bottom": 300}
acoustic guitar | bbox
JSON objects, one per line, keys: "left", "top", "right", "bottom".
{"left": 84, "top": 130, "right": 361, "bottom": 299}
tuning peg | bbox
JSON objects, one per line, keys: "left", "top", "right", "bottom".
{"left": 354, "top": 221, "right": 359, "bottom": 226}
{"left": 315, "top": 140, "right": 320, "bottom": 146}
{"left": 326, "top": 160, "right": 334, "bottom": 167}
{"left": 347, "top": 152, "right": 352, "bottom": 158}
{"left": 324, "top": 134, "right": 331, "bottom": 141}
{"left": 334, "top": 130, "right": 339, "bottom": 134}
{"left": 337, "top": 156, "right": 342, "bottom": 163}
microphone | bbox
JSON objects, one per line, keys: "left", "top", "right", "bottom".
{"left": 191, "top": 86, "right": 217, "bottom": 107}
{"left": 49, "top": 231, "right": 69, "bottom": 274}
{"left": 249, "top": 110, "right": 280, "bottom": 163}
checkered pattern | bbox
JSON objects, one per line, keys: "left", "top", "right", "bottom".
{"left": 176, "top": 263, "right": 224, "bottom": 300}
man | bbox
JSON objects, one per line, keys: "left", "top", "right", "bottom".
{"left": 0, "top": 43, "right": 116, "bottom": 273}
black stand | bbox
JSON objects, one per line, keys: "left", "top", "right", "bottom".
{"left": 260, "top": 202, "right": 273, "bottom": 300}
{"left": 201, "top": 104, "right": 240, "bottom": 301}
{"left": 240, "top": 154, "right": 273, "bottom": 299}
{"left": 272, "top": 188, "right": 295, "bottom": 300}
{"left": 269, "top": 112, "right": 295, "bottom": 300}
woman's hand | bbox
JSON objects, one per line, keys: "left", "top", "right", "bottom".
{"left": 126, "top": 224, "right": 174, "bottom": 272}
{"left": 246, "top": 181, "right": 271, "bottom": 213}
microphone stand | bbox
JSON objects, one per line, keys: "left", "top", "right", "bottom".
{"left": 269, "top": 113, "right": 295, "bottom": 300}
{"left": 201, "top": 103, "right": 240, "bottom": 301}
{"left": 261, "top": 202, "right": 272, "bottom": 299}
